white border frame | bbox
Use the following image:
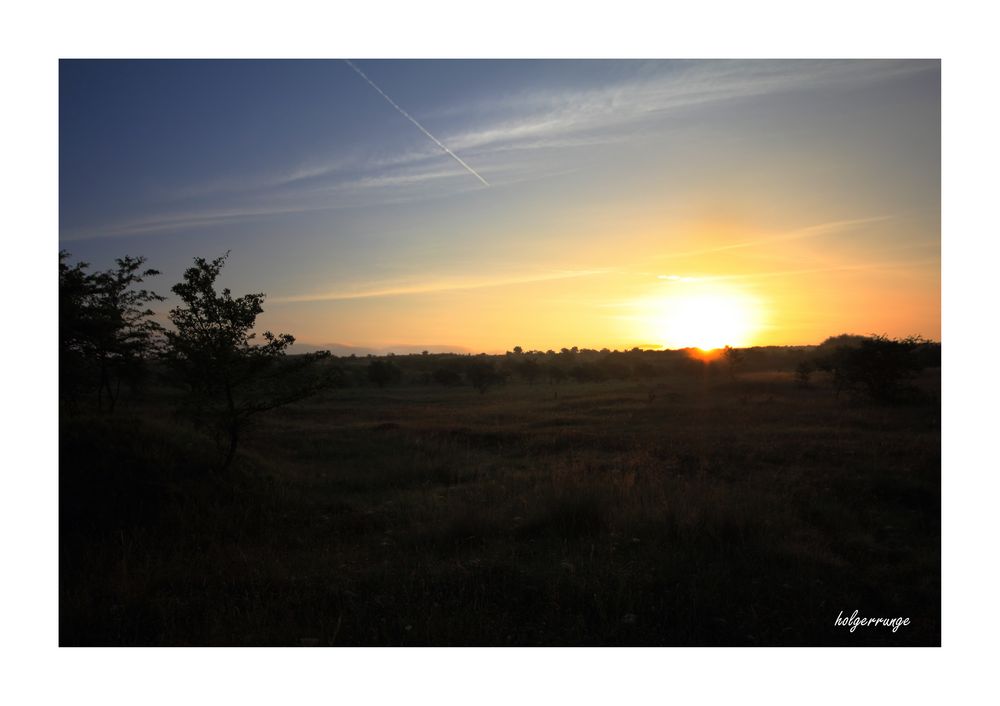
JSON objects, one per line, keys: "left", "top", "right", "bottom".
{"left": 5, "top": 1, "right": 996, "bottom": 704}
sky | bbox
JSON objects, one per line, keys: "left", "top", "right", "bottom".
{"left": 59, "top": 59, "right": 940, "bottom": 353}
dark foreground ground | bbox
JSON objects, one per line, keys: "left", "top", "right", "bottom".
{"left": 60, "top": 370, "right": 940, "bottom": 646}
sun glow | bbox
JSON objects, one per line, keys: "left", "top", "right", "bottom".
{"left": 645, "top": 285, "right": 763, "bottom": 351}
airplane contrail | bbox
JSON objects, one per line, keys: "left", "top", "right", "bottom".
{"left": 344, "top": 59, "right": 490, "bottom": 187}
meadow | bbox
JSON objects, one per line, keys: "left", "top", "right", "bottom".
{"left": 59, "top": 361, "right": 940, "bottom": 646}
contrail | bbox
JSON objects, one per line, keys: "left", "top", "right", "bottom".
{"left": 344, "top": 59, "right": 490, "bottom": 187}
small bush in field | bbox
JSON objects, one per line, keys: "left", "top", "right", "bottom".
{"left": 794, "top": 360, "right": 815, "bottom": 388}
{"left": 368, "top": 359, "right": 403, "bottom": 388}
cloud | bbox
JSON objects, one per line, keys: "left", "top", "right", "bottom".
{"left": 430, "top": 60, "right": 934, "bottom": 155}
{"left": 699, "top": 257, "right": 940, "bottom": 283}
{"left": 160, "top": 157, "right": 356, "bottom": 202}
{"left": 245, "top": 61, "right": 934, "bottom": 191}
{"left": 60, "top": 202, "right": 345, "bottom": 241}
{"left": 61, "top": 152, "right": 580, "bottom": 241}
{"left": 62, "top": 60, "right": 935, "bottom": 241}
{"left": 657, "top": 274, "right": 701, "bottom": 282}
{"left": 646, "top": 216, "right": 895, "bottom": 262}
{"left": 269, "top": 268, "right": 610, "bottom": 303}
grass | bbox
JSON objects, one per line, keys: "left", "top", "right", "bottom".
{"left": 59, "top": 370, "right": 940, "bottom": 646}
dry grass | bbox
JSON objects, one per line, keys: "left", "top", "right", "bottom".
{"left": 60, "top": 370, "right": 940, "bottom": 645}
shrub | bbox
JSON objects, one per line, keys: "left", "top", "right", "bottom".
{"left": 465, "top": 358, "right": 505, "bottom": 393}
{"left": 432, "top": 367, "right": 464, "bottom": 387}
{"left": 819, "top": 334, "right": 927, "bottom": 403}
{"left": 794, "top": 360, "right": 815, "bottom": 388}
{"left": 368, "top": 359, "right": 403, "bottom": 388}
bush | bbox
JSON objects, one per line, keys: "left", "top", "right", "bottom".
{"left": 820, "top": 334, "right": 927, "bottom": 403}
{"left": 465, "top": 358, "right": 505, "bottom": 394}
{"left": 516, "top": 358, "right": 542, "bottom": 385}
{"left": 432, "top": 367, "right": 464, "bottom": 387}
{"left": 794, "top": 360, "right": 815, "bottom": 388}
{"left": 368, "top": 359, "right": 402, "bottom": 388}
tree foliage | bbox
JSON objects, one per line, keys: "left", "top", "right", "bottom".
{"left": 466, "top": 358, "right": 506, "bottom": 393}
{"left": 164, "top": 253, "right": 332, "bottom": 470}
{"left": 59, "top": 251, "right": 165, "bottom": 411}
{"left": 794, "top": 359, "right": 815, "bottom": 388}
{"left": 723, "top": 345, "right": 745, "bottom": 380}
{"left": 367, "top": 359, "right": 402, "bottom": 388}
{"left": 516, "top": 357, "right": 541, "bottom": 385}
{"left": 818, "top": 334, "right": 927, "bottom": 403}
{"left": 432, "top": 366, "right": 463, "bottom": 387}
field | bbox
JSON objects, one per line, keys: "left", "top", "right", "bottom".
{"left": 60, "top": 368, "right": 940, "bottom": 646}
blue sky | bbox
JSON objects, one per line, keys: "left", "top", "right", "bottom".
{"left": 59, "top": 59, "right": 940, "bottom": 352}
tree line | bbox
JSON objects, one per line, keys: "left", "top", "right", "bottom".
{"left": 355, "top": 334, "right": 938, "bottom": 403}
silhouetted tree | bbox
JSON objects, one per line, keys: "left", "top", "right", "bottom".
{"left": 59, "top": 251, "right": 165, "bottom": 412}
{"left": 164, "top": 253, "right": 332, "bottom": 471}
{"left": 569, "top": 362, "right": 607, "bottom": 383}
{"left": 91, "top": 256, "right": 166, "bottom": 411}
{"left": 597, "top": 356, "right": 630, "bottom": 380}
{"left": 466, "top": 358, "right": 504, "bottom": 393}
{"left": 723, "top": 345, "right": 745, "bottom": 381}
{"left": 794, "top": 359, "right": 815, "bottom": 388}
{"left": 545, "top": 362, "right": 568, "bottom": 384}
{"left": 818, "top": 333, "right": 870, "bottom": 352}
{"left": 819, "top": 334, "right": 926, "bottom": 403}
{"left": 368, "top": 359, "right": 402, "bottom": 388}
{"left": 60, "top": 252, "right": 97, "bottom": 407}
{"left": 432, "top": 366, "right": 463, "bottom": 387}
{"left": 633, "top": 360, "right": 658, "bottom": 379}
{"left": 517, "top": 358, "right": 541, "bottom": 385}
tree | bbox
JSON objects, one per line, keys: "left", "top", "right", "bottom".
{"left": 819, "top": 334, "right": 927, "bottom": 403}
{"left": 367, "top": 359, "right": 402, "bottom": 388}
{"left": 545, "top": 362, "right": 568, "bottom": 384}
{"left": 59, "top": 251, "right": 165, "bottom": 412}
{"left": 432, "top": 366, "right": 463, "bottom": 387}
{"left": 165, "top": 253, "right": 333, "bottom": 471}
{"left": 794, "top": 359, "right": 815, "bottom": 388}
{"left": 90, "top": 256, "right": 166, "bottom": 411}
{"left": 466, "top": 358, "right": 504, "bottom": 394}
{"left": 723, "top": 345, "right": 745, "bottom": 380}
{"left": 60, "top": 252, "right": 97, "bottom": 406}
{"left": 516, "top": 357, "right": 541, "bottom": 385}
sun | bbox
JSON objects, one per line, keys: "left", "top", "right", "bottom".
{"left": 650, "top": 287, "right": 762, "bottom": 351}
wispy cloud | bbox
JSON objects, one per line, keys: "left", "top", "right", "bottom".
{"left": 658, "top": 274, "right": 701, "bottom": 282}
{"left": 696, "top": 257, "right": 940, "bottom": 284}
{"left": 630, "top": 218, "right": 936, "bottom": 287}
{"left": 60, "top": 202, "right": 346, "bottom": 241}
{"left": 62, "top": 153, "right": 573, "bottom": 241}
{"left": 270, "top": 268, "right": 610, "bottom": 303}
{"left": 430, "top": 60, "right": 933, "bottom": 155}
{"left": 160, "top": 158, "right": 356, "bottom": 202}
{"left": 254, "top": 62, "right": 933, "bottom": 191}
{"left": 62, "top": 60, "right": 935, "bottom": 241}
{"left": 648, "top": 216, "right": 895, "bottom": 262}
